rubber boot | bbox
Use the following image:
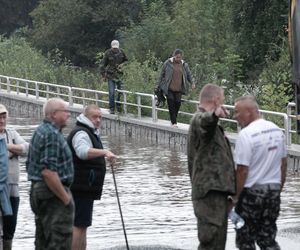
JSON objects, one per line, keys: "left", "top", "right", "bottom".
{"left": 3, "top": 240, "right": 12, "bottom": 250}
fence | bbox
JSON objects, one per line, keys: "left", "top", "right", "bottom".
{"left": 0, "top": 74, "right": 296, "bottom": 146}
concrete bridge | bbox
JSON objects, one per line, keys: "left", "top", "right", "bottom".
{"left": 0, "top": 74, "right": 300, "bottom": 170}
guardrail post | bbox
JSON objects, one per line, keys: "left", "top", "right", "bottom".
{"left": 35, "top": 82, "right": 39, "bottom": 99}
{"left": 7, "top": 77, "right": 10, "bottom": 93}
{"left": 95, "top": 92, "right": 99, "bottom": 106}
{"left": 287, "top": 104, "right": 293, "bottom": 146}
{"left": 46, "top": 85, "right": 49, "bottom": 99}
{"left": 152, "top": 95, "right": 157, "bottom": 122}
{"left": 25, "top": 82, "right": 28, "bottom": 97}
{"left": 123, "top": 92, "right": 127, "bottom": 115}
{"left": 137, "top": 96, "right": 141, "bottom": 119}
{"left": 82, "top": 92, "right": 86, "bottom": 107}
{"left": 283, "top": 113, "right": 290, "bottom": 146}
{"left": 69, "top": 87, "right": 73, "bottom": 106}
{"left": 16, "top": 80, "right": 19, "bottom": 95}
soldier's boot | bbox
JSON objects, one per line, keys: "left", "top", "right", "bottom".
{"left": 3, "top": 240, "right": 12, "bottom": 250}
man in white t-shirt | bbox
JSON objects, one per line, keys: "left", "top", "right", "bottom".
{"left": 232, "top": 96, "right": 287, "bottom": 250}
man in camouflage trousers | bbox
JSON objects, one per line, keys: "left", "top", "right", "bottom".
{"left": 187, "top": 84, "right": 236, "bottom": 250}
{"left": 26, "top": 98, "right": 74, "bottom": 250}
{"left": 233, "top": 96, "right": 287, "bottom": 250}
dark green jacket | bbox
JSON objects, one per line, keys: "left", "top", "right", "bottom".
{"left": 100, "top": 48, "right": 128, "bottom": 80}
{"left": 187, "top": 110, "right": 236, "bottom": 200}
{"left": 157, "top": 57, "right": 193, "bottom": 95}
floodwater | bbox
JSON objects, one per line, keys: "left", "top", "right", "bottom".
{"left": 6, "top": 117, "right": 300, "bottom": 250}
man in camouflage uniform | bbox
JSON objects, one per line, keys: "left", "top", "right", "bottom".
{"left": 100, "top": 40, "right": 128, "bottom": 114}
{"left": 26, "top": 98, "right": 74, "bottom": 250}
{"left": 233, "top": 96, "right": 287, "bottom": 250}
{"left": 187, "top": 84, "right": 236, "bottom": 250}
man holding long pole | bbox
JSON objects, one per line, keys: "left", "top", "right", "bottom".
{"left": 67, "top": 104, "right": 116, "bottom": 250}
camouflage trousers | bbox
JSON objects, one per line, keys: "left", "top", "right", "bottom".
{"left": 235, "top": 186, "right": 281, "bottom": 250}
{"left": 30, "top": 182, "right": 74, "bottom": 250}
{"left": 193, "top": 191, "right": 228, "bottom": 250}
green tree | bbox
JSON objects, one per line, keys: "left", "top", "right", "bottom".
{"left": 0, "top": 35, "right": 100, "bottom": 89}
{"left": 231, "top": 0, "right": 288, "bottom": 82}
{"left": 0, "top": 0, "right": 39, "bottom": 36}
{"left": 259, "top": 39, "right": 293, "bottom": 113}
{"left": 120, "top": 0, "right": 175, "bottom": 62}
{"left": 172, "top": 0, "right": 236, "bottom": 83}
{"left": 29, "top": 0, "right": 143, "bottom": 66}
{"left": 121, "top": 0, "right": 238, "bottom": 86}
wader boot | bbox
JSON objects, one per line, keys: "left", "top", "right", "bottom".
{"left": 3, "top": 240, "right": 12, "bottom": 250}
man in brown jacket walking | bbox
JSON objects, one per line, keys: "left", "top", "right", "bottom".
{"left": 187, "top": 84, "right": 236, "bottom": 250}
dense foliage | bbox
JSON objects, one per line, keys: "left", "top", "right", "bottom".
{"left": 231, "top": 0, "right": 288, "bottom": 83}
{"left": 0, "top": 35, "right": 100, "bottom": 89}
{"left": 28, "top": 0, "right": 144, "bottom": 66}
{"left": 0, "top": 0, "right": 38, "bottom": 36}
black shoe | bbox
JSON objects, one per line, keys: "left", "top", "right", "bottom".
{"left": 117, "top": 106, "right": 122, "bottom": 113}
{"left": 109, "top": 109, "right": 115, "bottom": 114}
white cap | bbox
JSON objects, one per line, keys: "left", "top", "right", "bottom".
{"left": 111, "top": 40, "right": 119, "bottom": 49}
{"left": 0, "top": 104, "right": 8, "bottom": 114}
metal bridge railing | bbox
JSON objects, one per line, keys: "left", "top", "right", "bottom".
{"left": 0, "top": 74, "right": 294, "bottom": 146}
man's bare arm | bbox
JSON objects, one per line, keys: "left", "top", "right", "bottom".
{"left": 42, "top": 168, "right": 71, "bottom": 206}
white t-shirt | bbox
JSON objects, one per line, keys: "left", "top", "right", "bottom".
{"left": 234, "top": 119, "right": 287, "bottom": 188}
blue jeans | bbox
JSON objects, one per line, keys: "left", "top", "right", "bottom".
{"left": 3, "top": 196, "right": 20, "bottom": 240}
{"left": 108, "top": 79, "right": 122, "bottom": 111}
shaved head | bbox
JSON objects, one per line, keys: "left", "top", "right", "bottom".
{"left": 199, "top": 84, "right": 224, "bottom": 104}
{"left": 234, "top": 95, "right": 260, "bottom": 128}
{"left": 234, "top": 96, "right": 259, "bottom": 112}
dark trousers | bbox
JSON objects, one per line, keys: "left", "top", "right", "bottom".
{"left": 235, "top": 187, "right": 281, "bottom": 250}
{"left": 3, "top": 196, "right": 20, "bottom": 240}
{"left": 193, "top": 191, "right": 228, "bottom": 250}
{"left": 108, "top": 79, "right": 122, "bottom": 112}
{"left": 167, "top": 90, "right": 182, "bottom": 125}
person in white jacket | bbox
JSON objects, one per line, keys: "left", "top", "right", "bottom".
{"left": 0, "top": 104, "right": 29, "bottom": 250}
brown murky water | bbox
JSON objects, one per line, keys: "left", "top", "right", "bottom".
{"left": 7, "top": 117, "right": 300, "bottom": 250}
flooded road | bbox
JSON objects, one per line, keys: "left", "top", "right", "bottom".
{"left": 6, "top": 117, "right": 300, "bottom": 250}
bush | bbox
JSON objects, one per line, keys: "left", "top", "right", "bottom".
{"left": 0, "top": 35, "right": 100, "bottom": 88}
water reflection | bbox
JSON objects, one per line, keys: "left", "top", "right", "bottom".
{"left": 6, "top": 117, "right": 300, "bottom": 250}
